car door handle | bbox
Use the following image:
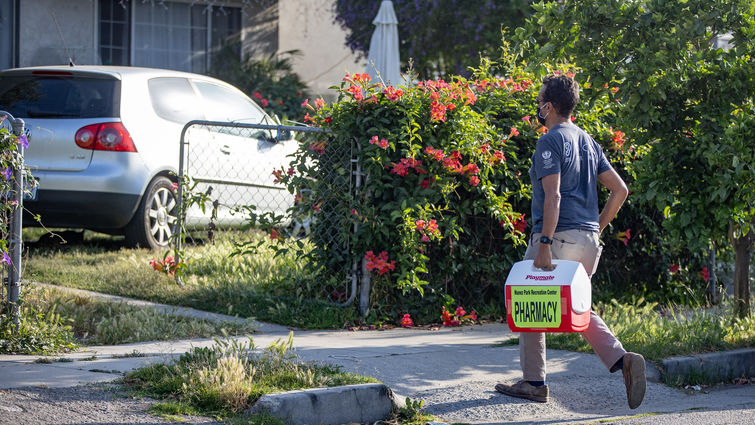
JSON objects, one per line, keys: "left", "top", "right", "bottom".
{"left": 220, "top": 145, "right": 231, "bottom": 154}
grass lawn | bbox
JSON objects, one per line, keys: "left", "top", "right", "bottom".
{"left": 22, "top": 229, "right": 355, "bottom": 329}
{"left": 0, "top": 284, "right": 257, "bottom": 354}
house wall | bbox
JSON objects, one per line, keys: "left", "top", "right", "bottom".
{"left": 19, "top": 0, "right": 96, "bottom": 67}
{"left": 242, "top": 0, "right": 278, "bottom": 59}
{"left": 278, "top": 0, "right": 364, "bottom": 100}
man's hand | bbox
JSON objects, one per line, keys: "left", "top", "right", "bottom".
{"left": 533, "top": 243, "right": 555, "bottom": 271}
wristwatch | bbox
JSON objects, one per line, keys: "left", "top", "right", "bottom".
{"left": 540, "top": 236, "right": 554, "bottom": 245}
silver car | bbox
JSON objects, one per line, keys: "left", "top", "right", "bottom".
{"left": 0, "top": 66, "right": 296, "bottom": 249}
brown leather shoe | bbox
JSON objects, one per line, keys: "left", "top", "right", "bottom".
{"left": 622, "top": 352, "right": 647, "bottom": 409}
{"left": 495, "top": 380, "right": 549, "bottom": 403}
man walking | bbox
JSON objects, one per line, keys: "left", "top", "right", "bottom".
{"left": 495, "top": 74, "right": 646, "bottom": 409}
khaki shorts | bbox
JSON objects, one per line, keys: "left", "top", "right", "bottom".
{"left": 525, "top": 229, "right": 602, "bottom": 276}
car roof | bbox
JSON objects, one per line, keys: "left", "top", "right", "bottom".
{"left": 0, "top": 65, "right": 220, "bottom": 82}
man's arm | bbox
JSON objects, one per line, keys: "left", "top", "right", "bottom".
{"left": 597, "top": 168, "right": 629, "bottom": 234}
{"left": 534, "top": 173, "right": 561, "bottom": 270}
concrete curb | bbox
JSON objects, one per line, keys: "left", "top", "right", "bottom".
{"left": 661, "top": 347, "right": 755, "bottom": 384}
{"left": 246, "top": 383, "right": 396, "bottom": 424}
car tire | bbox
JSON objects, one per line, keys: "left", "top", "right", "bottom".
{"left": 125, "top": 176, "right": 177, "bottom": 250}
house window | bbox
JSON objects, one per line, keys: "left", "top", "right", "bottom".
{"left": 99, "top": 0, "right": 130, "bottom": 65}
{"left": 97, "top": 0, "right": 241, "bottom": 73}
{"left": 0, "top": 0, "right": 16, "bottom": 70}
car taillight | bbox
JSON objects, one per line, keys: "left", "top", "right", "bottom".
{"left": 75, "top": 123, "right": 137, "bottom": 152}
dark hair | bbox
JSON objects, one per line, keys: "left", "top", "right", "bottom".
{"left": 541, "top": 75, "right": 580, "bottom": 117}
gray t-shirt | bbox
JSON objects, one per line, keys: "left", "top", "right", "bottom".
{"left": 529, "top": 123, "right": 612, "bottom": 233}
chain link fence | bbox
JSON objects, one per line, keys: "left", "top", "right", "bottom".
{"left": 173, "top": 121, "right": 360, "bottom": 306}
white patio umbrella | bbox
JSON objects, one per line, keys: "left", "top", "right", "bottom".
{"left": 366, "top": 0, "right": 402, "bottom": 86}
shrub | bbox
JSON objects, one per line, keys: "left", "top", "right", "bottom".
{"left": 264, "top": 48, "right": 646, "bottom": 321}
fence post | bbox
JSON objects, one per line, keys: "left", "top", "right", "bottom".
{"left": 7, "top": 118, "right": 25, "bottom": 329}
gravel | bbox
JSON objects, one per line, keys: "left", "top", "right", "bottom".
{"left": 0, "top": 384, "right": 223, "bottom": 425}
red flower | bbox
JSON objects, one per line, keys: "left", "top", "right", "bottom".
{"left": 309, "top": 141, "right": 326, "bottom": 154}
{"left": 430, "top": 100, "right": 447, "bottom": 122}
{"left": 513, "top": 214, "right": 527, "bottom": 233}
{"left": 425, "top": 146, "right": 446, "bottom": 161}
{"left": 611, "top": 128, "right": 626, "bottom": 149}
{"left": 469, "top": 176, "right": 480, "bottom": 186}
{"left": 270, "top": 228, "right": 282, "bottom": 240}
{"left": 383, "top": 86, "right": 404, "bottom": 101}
{"left": 698, "top": 267, "right": 710, "bottom": 283}
{"left": 346, "top": 85, "right": 364, "bottom": 101}
{"left": 369, "top": 135, "right": 389, "bottom": 149}
{"left": 301, "top": 98, "right": 310, "bottom": 108}
{"left": 364, "top": 250, "right": 396, "bottom": 276}
{"left": 314, "top": 98, "right": 325, "bottom": 109}
{"left": 324, "top": 116, "right": 332, "bottom": 124}
{"left": 509, "top": 127, "right": 519, "bottom": 138}
{"left": 271, "top": 168, "right": 284, "bottom": 184}
{"left": 669, "top": 264, "right": 679, "bottom": 274}
{"left": 616, "top": 228, "right": 631, "bottom": 246}
{"left": 253, "top": 92, "right": 262, "bottom": 99}
{"left": 489, "top": 150, "right": 506, "bottom": 165}
{"left": 455, "top": 306, "right": 466, "bottom": 317}
{"left": 260, "top": 99, "right": 269, "bottom": 107}
{"left": 420, "top": 178, "right": 432, "bottom": 189}
{"left": 401, "top": 314, "right": 413, "bottom": 327}
{"left": 462, "top": 163, "right": 479, "bottom": 175}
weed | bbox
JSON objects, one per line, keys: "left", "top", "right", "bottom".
{"left": 34, "top": 357, "right": 54, "bottom": 364}
{"left": 89, "top": 368, "right": 121, "bottom": 374}
{"left": 111, "top": 350, "right": 147, "bottom": 359}
{"left": 0, "top": 300, "right": 77, "bottom": 355}
{"left": 396, "top": 397, "right": 436, "bottom": 424}
{"left": 490, "top": 337, "right": 518, "bottom": 347}
{"left": 81, "top": 355, "right": 99, "bottom": 361}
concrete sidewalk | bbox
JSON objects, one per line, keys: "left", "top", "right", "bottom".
{"left": 1, "top": 289, "right": 754, "bottom": 424}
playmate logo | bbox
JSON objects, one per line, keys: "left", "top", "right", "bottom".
{"left": 525, "top": 275, "right": 555, "bottom": 281}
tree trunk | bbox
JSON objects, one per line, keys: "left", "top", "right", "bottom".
{"left": 730, "top": 228, "right": 754, "bottom": 319}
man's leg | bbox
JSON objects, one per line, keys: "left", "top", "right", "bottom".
{"left": 495, "top": 238, "right": 549, "bottom": 402}
{"left": 550, "top": 229, "right": 646, "bottom": 409}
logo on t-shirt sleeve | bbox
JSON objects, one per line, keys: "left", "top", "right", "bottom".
{"left": 542, "top": 150, "right": 554, "bottom": 169}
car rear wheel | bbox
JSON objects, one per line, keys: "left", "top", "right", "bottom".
{"left": 125, "top": 176, "right": 177, "bottom": 250}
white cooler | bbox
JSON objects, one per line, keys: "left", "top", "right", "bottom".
{"left": 505, "top": 260, "right": 592, "bottom": 333}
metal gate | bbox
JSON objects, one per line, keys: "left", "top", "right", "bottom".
{"left": 172, "top": 120, "right": 361, "bottom": 307}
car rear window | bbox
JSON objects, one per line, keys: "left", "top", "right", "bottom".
{"left": 0, "top": 74, "right": 120, "bottom": 118}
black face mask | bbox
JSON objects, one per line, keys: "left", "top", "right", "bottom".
{"left": 536, "top": 104, "right": 548, "bottom": 126}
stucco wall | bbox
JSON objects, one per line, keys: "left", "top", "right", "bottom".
{"left": 278, "top": 0, "right": 364, "bottom": 100}
{"left": 19, "top": 0, "right": 96, "bottom": 67}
